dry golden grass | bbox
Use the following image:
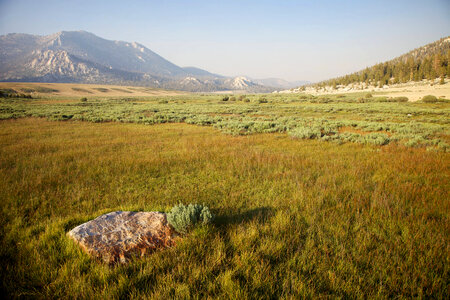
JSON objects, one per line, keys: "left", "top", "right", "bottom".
{"left": 0, "top": 82, "right": 186, "bottom": 98}
{"left": 0, "top": 118, "right": 448, "bottom": 298}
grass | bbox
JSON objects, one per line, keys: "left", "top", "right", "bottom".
{"left": 92, "top": 87, "right": 110, "bottom": 93}
{"left": 1, "top": 92, "right": 449, "bottom": 150}
{"left": 72, "top": 87, "right": 94, "bottom": 94}
{"left": 111, "top": 88, "right": 133, "bottom": 94}
{"left": 0, "top": 82, "right": 185, "bottom": 98}
{"left": 19, "top": 86, "right": 60, "bottom": 93}
{"left": 0, "top": 118, "right": 448, "bottom": 298}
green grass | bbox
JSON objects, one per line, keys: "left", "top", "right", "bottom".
{"left": 0, "top": 118, "right": 448, "bottom": 298}
{"left": 1, "top": 93, "right": 449, "bottom": 150}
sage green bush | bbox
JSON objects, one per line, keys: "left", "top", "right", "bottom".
{"left": 167, "top": 203, "right": 214, "bottom": 234}
{"left": 391, "top": 96, "right": 408, "bottom": 102}
{"left": 421, "top": 95, "right": 438, "bottom": 103}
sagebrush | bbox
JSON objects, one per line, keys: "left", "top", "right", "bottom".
{"left": 167, "top": 203, "right": 214, "bottom": 234}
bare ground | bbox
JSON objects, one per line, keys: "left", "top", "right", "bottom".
{"left": 291, "top": 80, "right": 450, "bottom": 101}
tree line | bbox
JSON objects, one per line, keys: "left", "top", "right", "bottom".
{"left": 315, "top": 37, "right": 450, "bottom": 88}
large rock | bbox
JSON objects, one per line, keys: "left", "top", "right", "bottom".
{"left": 67, "top": 211, "right": 176, "bottom": 264}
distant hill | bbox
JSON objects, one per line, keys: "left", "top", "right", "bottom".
{"left": 181, "top": 67, "right": 223, "bottom": 79}
{"left": 0, "top": 31, "right": 273, "bottom": 92}
{"left": 313, "top": 36, "right": 450, "bottom": 88}
{"left": 254, "top": 78, "right": 310, "bottom": 89}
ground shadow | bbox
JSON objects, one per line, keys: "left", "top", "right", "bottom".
{"left": 214, "top": 206, "right": 275, "bottom": 228}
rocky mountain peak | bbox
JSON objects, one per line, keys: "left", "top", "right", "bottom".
{"left": 0, "top": 30, "right": 274, "bottom": 92}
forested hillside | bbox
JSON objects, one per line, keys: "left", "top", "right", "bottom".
{"left": 316, "top": 37, "right": 450, "bottom": 88}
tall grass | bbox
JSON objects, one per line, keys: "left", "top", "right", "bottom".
{"left": 0, "top": 118, "right": 448, "bottom": 298}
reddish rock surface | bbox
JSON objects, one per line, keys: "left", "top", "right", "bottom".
{"left": 67, "top": 211, "right": 176, "bottom": 264}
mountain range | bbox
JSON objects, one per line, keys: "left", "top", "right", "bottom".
{"left": 0, "top": 31, "right": 304, "bottom": 92}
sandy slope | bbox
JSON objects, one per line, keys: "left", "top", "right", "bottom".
{"left": 281, "top": 79, "right": 450, "bottom": 101}
{"left": 374, "top": 82, "right": 450, "bottom": 101}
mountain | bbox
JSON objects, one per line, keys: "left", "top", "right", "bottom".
{"left": 0, "top": 31, "right": 272, "bottom": 92}
{"left": 312, "top": 36, "right": 450, "bottom": 89}
{"left": 181, "top": 67, "right": 222, "bottom": 79}
{"left": 253, "top": 78, "right": 310, "bottom": 89}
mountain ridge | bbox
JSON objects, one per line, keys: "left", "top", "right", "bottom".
{"left": 308, "top": 36, "right": 450, "bottom": 89}
{"left": 0, "top": 31, "right": 274, "bottom": 92}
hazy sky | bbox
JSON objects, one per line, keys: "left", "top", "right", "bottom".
{"left": 0, "top": 0, "right": 449, "bottom": 82}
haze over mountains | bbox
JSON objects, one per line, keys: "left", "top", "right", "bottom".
{"left": 0, "top": 31, "right": 305, "bottom": 92}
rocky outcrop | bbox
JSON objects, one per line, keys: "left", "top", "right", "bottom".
{"left": 67, "top": 211, "right": 176, "bottom": 264}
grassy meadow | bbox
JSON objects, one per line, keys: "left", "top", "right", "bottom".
{"left": 0, "top": 85, "right": 449, "bottom": 298}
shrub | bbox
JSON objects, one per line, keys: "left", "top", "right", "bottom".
{"left": 222, "top": 96, "right": 229, "bottom": 102}
{"left": 80, "top": 97, "right": 88, "bottom": 102}
{"left": 289, "top": 126, "right": 322, "bottom": 139}
{"left": 374, "top": 97, "right": 387, "bottom": 102}
{"left": 0, "top": 90, "right": 32, "bottom": 99}
{"left": 391, "top": 96, "right": 408, "bottom": 102}
{"left": 166, "top": 203, "right": 214, "bottom": 234}
{"left": 243, "top": 98, "right": 250, "bottom": 102}
{"left": 363, "top": 133, "right": 390, "bottom": 145}
{"left": 17, "top": 93, "right": 32, "bottom": 99}
{"left": 437, "top": 142, "right": 449, "bottom": 152}
{"left": 258, "top": 97, "right": 268, "bottom": 103}
{"left": 365, "top": 93, "right": 373, "bottom": 98}
{"left": 317, "top": 97, "right": 330, "bottom": 103}
{"left": 421, "top": 95, "right": 438, "bottom": 103}
{"left": 35, "top": 86, "right": 59, "bottom": 93}
{"left": 20, "top": 88, "right": 35, "bottom": 93}
{"left": 93, "top": 88, "right": 109, "bottom": 93}
{"left": 229, "top": 96, "right": 236, "bottom": 101}
{"left": 404, "top": 136, "right": 427, "bottom": 148}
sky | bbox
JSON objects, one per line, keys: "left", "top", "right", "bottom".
{"left": 0, "top": 0, "right": 449, "bottom": 82}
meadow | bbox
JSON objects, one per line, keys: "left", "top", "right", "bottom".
{"left": 0, "top": 86, "right": 449, "bottom": 298}
{"left": 1, "top": 89, "right": 449, "bottom": 150}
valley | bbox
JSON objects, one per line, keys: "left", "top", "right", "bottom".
{"left": 1, "top": 2, "right": 449, "bottom": 298}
